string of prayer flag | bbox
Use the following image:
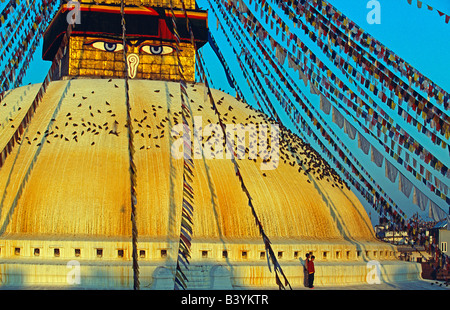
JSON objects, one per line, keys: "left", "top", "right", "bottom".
{"left": 120, "top": 0, "right": 140, "bottom": 290}
{"left": 172, "top": 0, "right": 197, "bottom": 290}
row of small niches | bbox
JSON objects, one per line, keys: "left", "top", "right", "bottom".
{"left": 0, "top": 247, "right": 396, "bottom": 260}
{"left": 3, "top": 247, "right": 155, "bottom": 259}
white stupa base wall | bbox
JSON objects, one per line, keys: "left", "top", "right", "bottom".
{"left": 0, "top": 238, "right": 422, "bottom": 289}
{"left": 0, "top": 259, "right": 422, "bottom": 289}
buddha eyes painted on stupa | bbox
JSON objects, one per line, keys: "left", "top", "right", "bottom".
{"left": 85, "top": 39, "right": 175, "bottom": 56}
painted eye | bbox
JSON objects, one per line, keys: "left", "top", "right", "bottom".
{"left": 104, "top": 42, "right": 118, "bottom": 52}
{"left": 91, "top": 41, "right": 124, "bottom": 52}
{"left": 141, "top": 45, "right": 174, "bottom": 55}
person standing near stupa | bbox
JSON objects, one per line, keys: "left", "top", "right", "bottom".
{"left": 308, "top": 255, "right": 315, "bottom": 289}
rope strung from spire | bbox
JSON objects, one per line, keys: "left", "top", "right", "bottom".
{"left": 0, "top": 2, "right": 71, "bottom": 169}
{"left": 170, "top": 0, "right": 196, "bottom": 290}
{"left": 187, "top": 0, "right": 291, "bottom": 290}
{"left": 209, "top": 0, "right": 450, "bottom": 223}
{"left": 0, "top": 18, "right": 74, "bottom": 233}
{"left": 196, "top": 51, "right": 291, "bottom": 290}
{"left": 120, "top": 0, "right": 139, "bottom": 290}
{"left": 248, "top": 0, "right": 449, "bottom": 214}
{"left": 293, "top": 0, "right": 450, "bottom": 148}
{"left": 214, "top": 0, "right": 409, "bottom": 221}
{"left": 0, "top": 0, "right": 56, "bottom": 94}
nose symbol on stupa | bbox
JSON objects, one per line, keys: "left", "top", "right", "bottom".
{"left": 127, "top": 53, "right": 139, "bottom": 79}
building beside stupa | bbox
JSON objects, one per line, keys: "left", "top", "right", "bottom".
{"left": 0, "top": 0, "right": 422, "bottom": 289}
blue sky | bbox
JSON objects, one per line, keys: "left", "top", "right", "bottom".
{"left": 4, "top": 0, "right": 450, "bottom": 223}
